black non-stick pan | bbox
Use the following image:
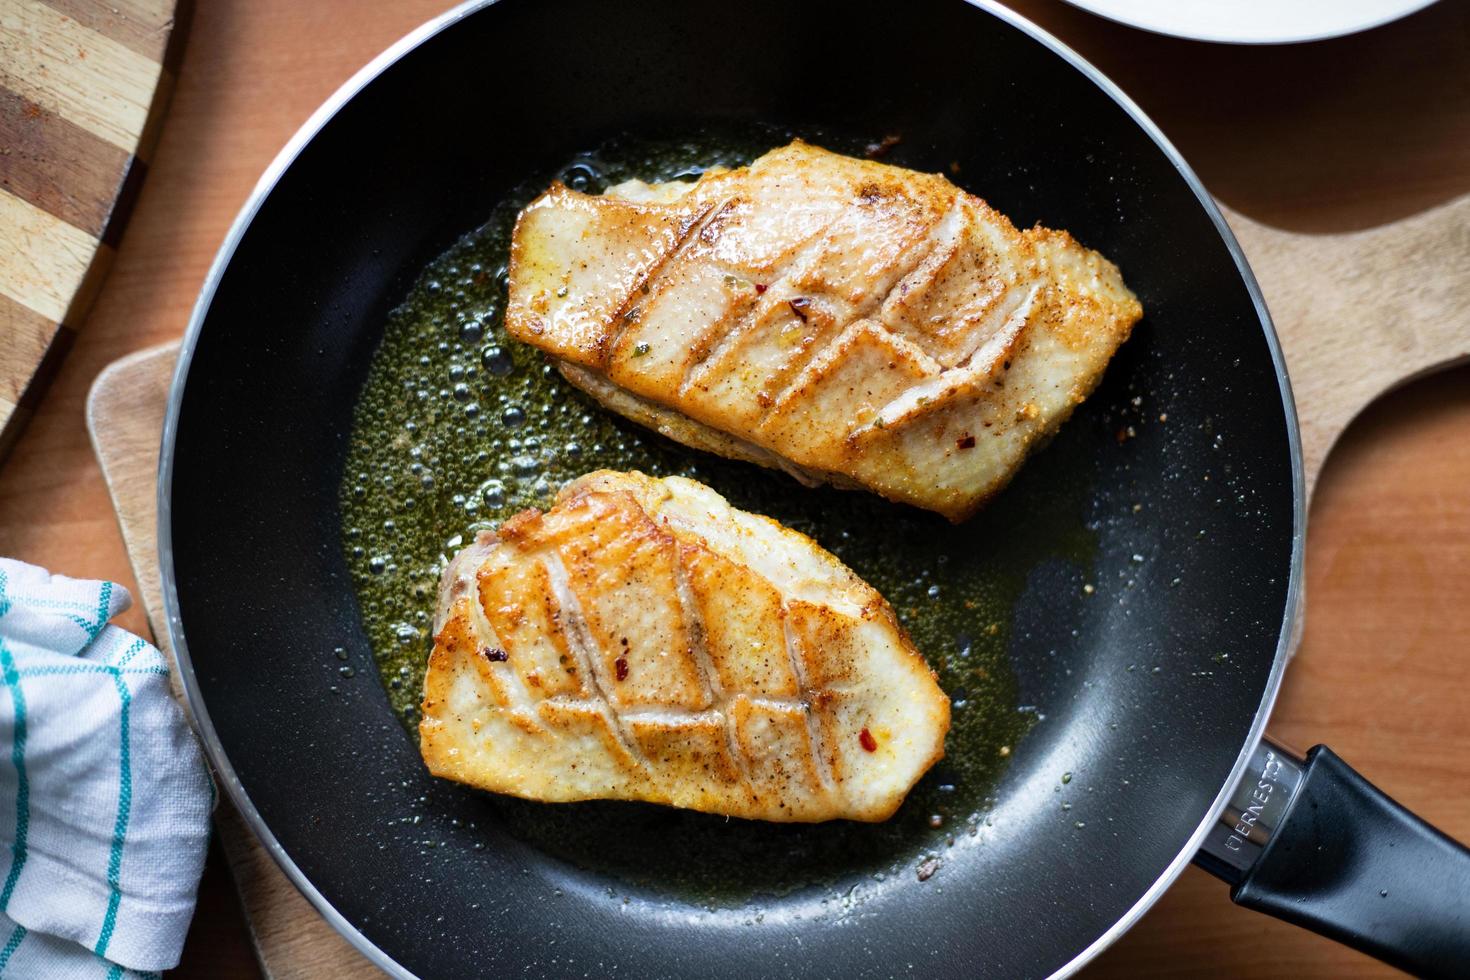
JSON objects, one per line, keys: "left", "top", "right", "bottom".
{"left": 159, "top": 1, "right": 1470, "bottom": 976}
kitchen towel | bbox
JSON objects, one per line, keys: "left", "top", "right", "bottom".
{"left": 0, "top": 559, "right": 212, "bottom": 977}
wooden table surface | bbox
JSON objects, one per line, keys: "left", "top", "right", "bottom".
{"left": 0, "top": 1, "right": 1466, "bottom": 976}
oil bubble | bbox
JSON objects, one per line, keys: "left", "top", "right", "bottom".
{"left": 561, "top": 162, "right": 602, "bottom": 192}
{"left": 482, "top": 346, "right": 514, "bottom": 376}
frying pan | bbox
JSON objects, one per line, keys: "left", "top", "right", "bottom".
{"left": 158, "top": 0, "right": 1470, "bottom": 976}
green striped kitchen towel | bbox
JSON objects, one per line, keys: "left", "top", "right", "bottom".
{"left": 0, "top": 559, "right": 211, "bottom": 977}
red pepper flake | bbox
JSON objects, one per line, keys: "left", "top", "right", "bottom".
{"left": 23, "top": 103, "right": 42, "bottom": 120}
{"left": 755, "top": 283, "right": 768, "bottom": 294}
{"left": 859, "top": 727, "right": 878, "bottom": 752}
{"left": 788, "top": 297, "right": 811, "bottom": 322}
{"left": 482, "top": 647, "right": 508, "bottom": 662}
{"left": 956, "top": 434, "right": 976, "bottom": 450}
{"left": 615, "top": 657, "right": 629, "bottom": 681}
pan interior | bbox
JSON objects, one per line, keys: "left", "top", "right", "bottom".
{"left": 339, "top": 124, "right": 1076, "bottom": 901}
{"left": 166, "top": 1, "right": 1295, "bottom": 976}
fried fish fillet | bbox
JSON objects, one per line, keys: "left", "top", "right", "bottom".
{"left": 506, "top": 140, "right": 1142, "bottom": 522}
{"left": 420, "top": 470, "right": 949, "bottom": 822}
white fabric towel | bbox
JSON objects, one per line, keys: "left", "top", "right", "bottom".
{"left": 0, "top": 559, "right": 212, "bottom": 978}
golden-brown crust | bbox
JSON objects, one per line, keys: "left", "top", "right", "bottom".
{"left": 476, "top": 559, "right": 587, "bottom": 700}
{"left": 677, "top": 539, "right": 799, "bottom": 698}
{"left": 420, "top": 471, "right": 950, "bottom": 822}
{"left": 507, "top": 142, "right": 1143, "bottom": 522}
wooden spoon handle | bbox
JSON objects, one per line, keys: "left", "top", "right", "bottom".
{"left": 1222, "top": 195, "right": 1470, "bottom": 499}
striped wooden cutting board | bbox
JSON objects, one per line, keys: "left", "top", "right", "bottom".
{"left": 0, "top": 0, "right": 182, "bottom": 459}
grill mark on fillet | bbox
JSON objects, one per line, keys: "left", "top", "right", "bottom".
{"left": 758, "top": 197, "right": 961, "bottom": 406}
{"left": 940, "top": 279, "right": 1034, "bottom": 369}
{"left": 598, "top": 199, "right": 723, "bottom": 366}
{"left": 782, "top": 616, "right": 836, "bottom": 795}
{"left": 676, "top": 207, "right": 854, "bottom": 398}
{"left": 670, "top": 554, "right": 753, "bottom": 788}
{"left": 764, "top": 320, "right": 943, "bottom": 436}
{"left": 463, "top": 583, "right": 546, "bottom": 722}
{"left": 540, "top": 551, "right": 644, "bottom": 766}
{"left": 869, "top": 282, "right": 1042, "bottom": 431}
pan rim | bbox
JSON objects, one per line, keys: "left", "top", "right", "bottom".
{"left": 156, "top": 1, "right": 1307, "bottom": 977}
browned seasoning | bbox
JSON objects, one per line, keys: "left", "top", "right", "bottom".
{"left": 957, "top": 434, "right": 976, "bottom": 450}
{"left": 615, "top": 657, "right": 629, "bottom": 681}
{"left": 788, "top": 297, "right": 812, "bottom": 322}
{"left": 483, "top": 646, "right": 508, "bottom": 662}
{"left": 859, "top": 727, "right": 878, "bottom": 752}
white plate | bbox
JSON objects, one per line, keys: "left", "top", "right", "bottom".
{"left": 1060, "top": 0, "right": 1439, "bottom": 43}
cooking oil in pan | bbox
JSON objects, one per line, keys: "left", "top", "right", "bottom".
{"left": 340, "top": 129, "right": 1095, "bottom": 903}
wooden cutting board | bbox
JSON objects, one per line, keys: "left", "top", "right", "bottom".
{"left": 0, "top": 0, "right": 182, "bottom": 460}
{"left": 83, "top": 189, "right": 1469, "bottom": 977}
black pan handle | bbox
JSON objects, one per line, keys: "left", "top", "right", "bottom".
{"left": 1195, "top": 737, "right": 1470, "bottom": 977}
